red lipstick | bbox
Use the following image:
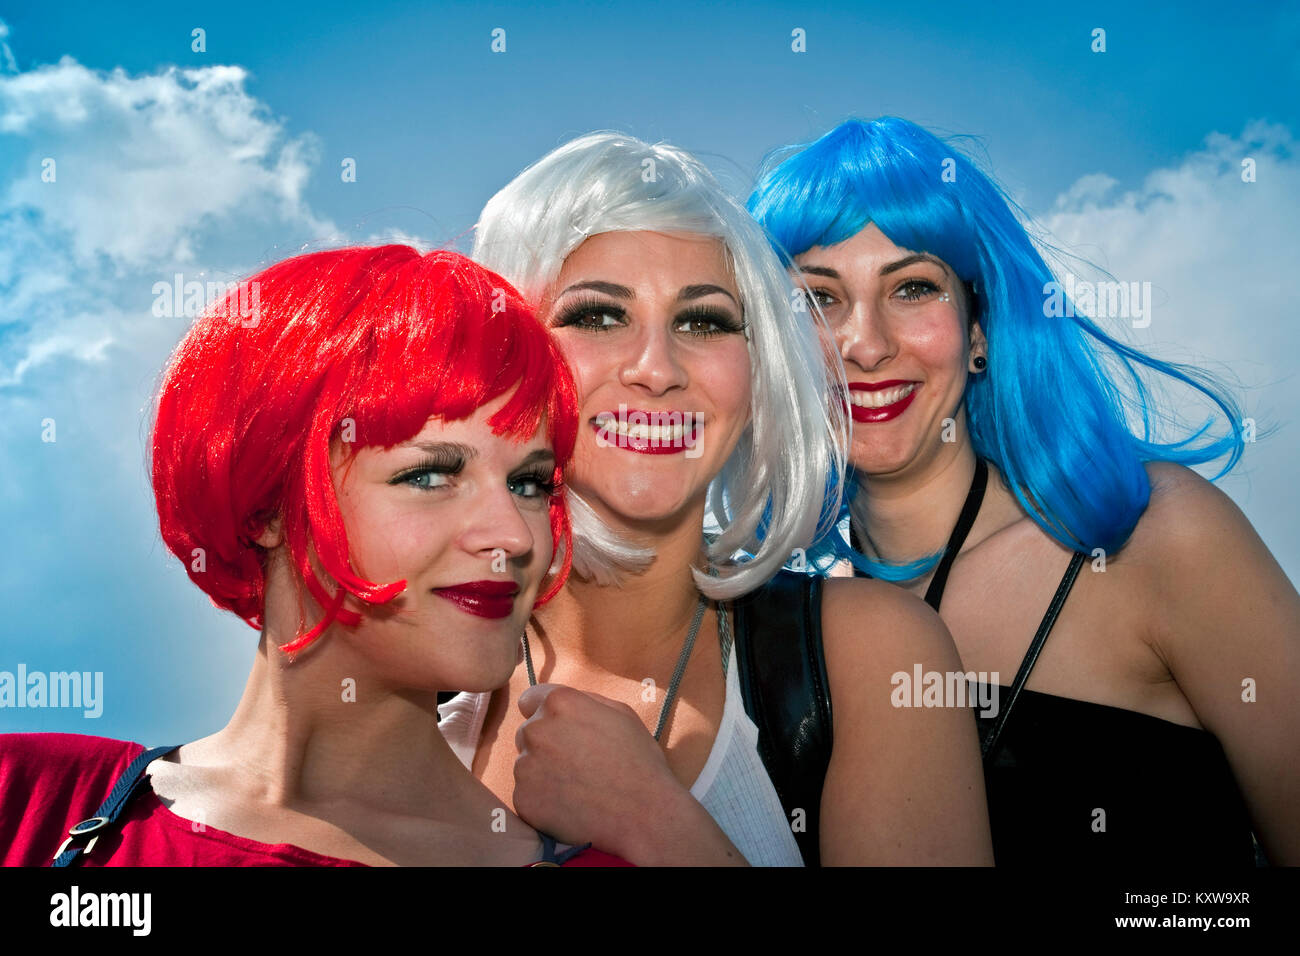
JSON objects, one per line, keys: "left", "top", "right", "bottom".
{"left": 589, "top": 409, "right": 703, "bottom": 456}
{"left": 846, "top": 381, "right": 919, "bottom": 423}
{"left": 433, "top": 580, "right": 519, "bottom": 620}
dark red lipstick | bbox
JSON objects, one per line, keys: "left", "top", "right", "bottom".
{"left": 433, "top": 580, "right": 519, "bottom": 620}
{"left": 847, "top": 380, "right": 920, "bottom": 423}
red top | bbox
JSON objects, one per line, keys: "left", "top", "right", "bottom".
{"left": 0, "top": 734, "right": 631, "bottom": 867}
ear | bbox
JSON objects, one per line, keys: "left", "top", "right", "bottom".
{"left": 968, "top": 321, "right": 988, "bottom": 371}
{"left": 253, "top": 514, "right": 284, "bottom": 549}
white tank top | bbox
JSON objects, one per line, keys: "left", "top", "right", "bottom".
{"left": 437, "top": 639, "right": 805, "bottom": 867}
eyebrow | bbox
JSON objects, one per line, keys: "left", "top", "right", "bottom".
{"left": 678, "top": 284, "right": 739, "bottom": 306}
{"left": 398, "top": 440, "right": 478, "bottom": 459}
{"left": 397, "top": 440, "right": 555, "bottom": 468}
{"left": 879, "top": 253, "right": 952, "bottom": 277}
{"left": 515, "top": 449, "right": 557, "bottom": 468}
{"left": 556, "top": 280, "right": 634, "bottom": 300}
{"left": 555, "top": 280, "right": 739, "bottom": 307}
{"left": 796, "top": 253, "right": 952, "bottom": 280}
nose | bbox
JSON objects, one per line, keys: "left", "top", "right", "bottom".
{"left": 618, "top": 320, "right": 688, "bottom": 395}
{"left": 459, "top": 482, "right": 538, "bottom": 569}
{"left": 838, "top": 298, "right": 896, "bottom": 372}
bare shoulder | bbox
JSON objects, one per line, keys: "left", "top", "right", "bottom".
{"left": 1137, "top": 460, "right": 1253, "bottom": 549}
{"left": 1132, "top": 460, "right": 1295, "bottom": 650}
{"left": 818, "top": 577, "right": 961, "bottom": 692}
{"left": 1127, "top": 461, "right": 1271, "bottom": 587}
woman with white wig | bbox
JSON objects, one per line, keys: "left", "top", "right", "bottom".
{"left": 450, "top": 131, "right": 993, "bottom": 865}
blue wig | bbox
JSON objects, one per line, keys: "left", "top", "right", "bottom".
{"left": 747, "top": 117, "right": 1246, "bottom": 579}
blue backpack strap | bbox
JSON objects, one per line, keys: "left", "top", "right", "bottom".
{"left": 528, "top": 832, "right": 594, "bottom": 867}
{"left": 51, "top": 744, "right": 180, "bottom": 867}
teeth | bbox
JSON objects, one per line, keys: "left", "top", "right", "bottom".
{"left": 850, "top": 384, "right": 917, "bottom": 408}
{"left": 594, "top": 416, "right": 696, "bottom": 444}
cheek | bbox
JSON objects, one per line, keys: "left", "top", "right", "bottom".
{"left": 529, "top": 507, "right": 556, "bottom": 571}
{"left": 907, "top": 313, "right": 969, "bottom": 377}
{"left": 553, "top": 337, "right": 604, "bottom": 409}
{"left": 337, "top": 487, "right": 423, "bottom": 580}
{"left": 698, "top": 343, "right": 752, "bottom": 421}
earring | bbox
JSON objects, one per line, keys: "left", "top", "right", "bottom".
{"left": 972, "top": 355, "right": 987, "bottom": 371}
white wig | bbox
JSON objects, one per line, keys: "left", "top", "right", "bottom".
{"left": 472, "top": 131, "right": 847, "bottom": 600}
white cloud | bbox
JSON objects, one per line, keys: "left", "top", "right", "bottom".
{"left": 0, "top": 58, "right": 332, "bottom": 271}
{"left": 0, "top": 20, "right": 16, "bottom": 74}
{"left": 1036, "top": 120, "right": 1300, "bottom": 583}
{"left": 0, "top": 39, "right": 342, "bottom": 733}
{"left": 0, "top": 45, "right": 339, "bottom": 392}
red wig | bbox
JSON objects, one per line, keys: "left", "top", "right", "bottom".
{"left": 150, "top": 246, "right": 578, "bottom": 654}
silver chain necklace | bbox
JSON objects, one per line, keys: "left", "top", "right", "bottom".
{"left": 521, "top": 592, "right": 714, "bottom": 742}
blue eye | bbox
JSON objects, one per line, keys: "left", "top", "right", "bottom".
{"left": 405, "top": 470, "right": 450, "bottom": 490}
{"left": 389, "top": 453, "right": 463, "bottom": 491}
{"left": 509, "top": 471, "right": 557, "bottom": 499}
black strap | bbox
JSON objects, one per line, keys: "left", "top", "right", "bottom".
{"left": 980, "top": 551, "right": 1087, "bottom": 763}
{"left": 923, "top": 458, "right": 987, "bottom": 612}
{"left": 51, "top": 744, "right": 180, "bottom": 867}
{"left": 851, "top": 458, "right": 989, "bottom": 614}
{"left": 731, "top": 571, "right": 832, "bottom": 867}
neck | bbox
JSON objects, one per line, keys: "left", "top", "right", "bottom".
{"left": 851, "top": 433, "right": 980, "bottom": 569}
{"left": 191, "top": 559, "right": 479, "bottom": 818}
{"left": 532, "top": 498, "right": 709, "bottom": 677}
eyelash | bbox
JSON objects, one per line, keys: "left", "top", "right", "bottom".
{"left": 509, "top": 470, "right": 560, "bottom": 500}
{"left": 806, "top": 278, "right": 942, "bottom": 307}
{"left": 553, "top": 296, "right": 625, "bottom": 331}
{"left": 389, "top": 457, "right": 557, "bottom": 499}
{"left": 894, "top": 279, "right": 940, "bottom": 301}
{"left": 553, "top": 296, "right": 745, "bottom": 337}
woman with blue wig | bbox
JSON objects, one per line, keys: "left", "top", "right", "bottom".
{"left": 748, "top": 116, "right": 1300, "bottom": 866}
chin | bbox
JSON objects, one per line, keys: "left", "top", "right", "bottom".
{"left": 849, "top": 444, "right": 918, "bottom": 478}
{"left": 438, "top": 657, "right": 520, "bottom": 695}
{"left": 579, "top": 475, "right": 699, "bottom": 524}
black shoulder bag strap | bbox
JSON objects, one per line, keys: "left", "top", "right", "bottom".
{"left": 51, "top": 744, "right": 180, "bottom": 867}
{"left": 731, "top": 571, "right": 832, "bottom": 867}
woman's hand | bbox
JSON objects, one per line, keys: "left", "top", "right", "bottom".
{"left": 512, "top": 683, "right": 749, "bottom": 865}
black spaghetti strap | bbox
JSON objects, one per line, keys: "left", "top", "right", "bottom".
{"left": 51, "top": 743, "right": 180, "bottom": 867}
{"left": 981, "top": 551, "right": 1087, "bottom": 763}
{"left": 922, "top": 458, "right": 988, "bottom": 612}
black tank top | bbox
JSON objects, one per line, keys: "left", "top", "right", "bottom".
{"left": 849, "top": 462, "right": 1258, "bottom": 866}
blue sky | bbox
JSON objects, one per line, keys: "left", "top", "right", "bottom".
{"left": 1, "top": 0, "right": 1297, "bottom": 743}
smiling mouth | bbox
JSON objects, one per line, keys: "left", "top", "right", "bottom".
{"left": 844, "top": 382, "right": 920, "bottom": 423}
{"left": 848, "top": 383, "right": 918, "bottom": 408}
{"left": 589, "top": 412, "right": 703, "bottom": 455}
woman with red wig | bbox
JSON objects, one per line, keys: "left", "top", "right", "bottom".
{"left": 0, "top": 245, "right": 628, "bottom": 867}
